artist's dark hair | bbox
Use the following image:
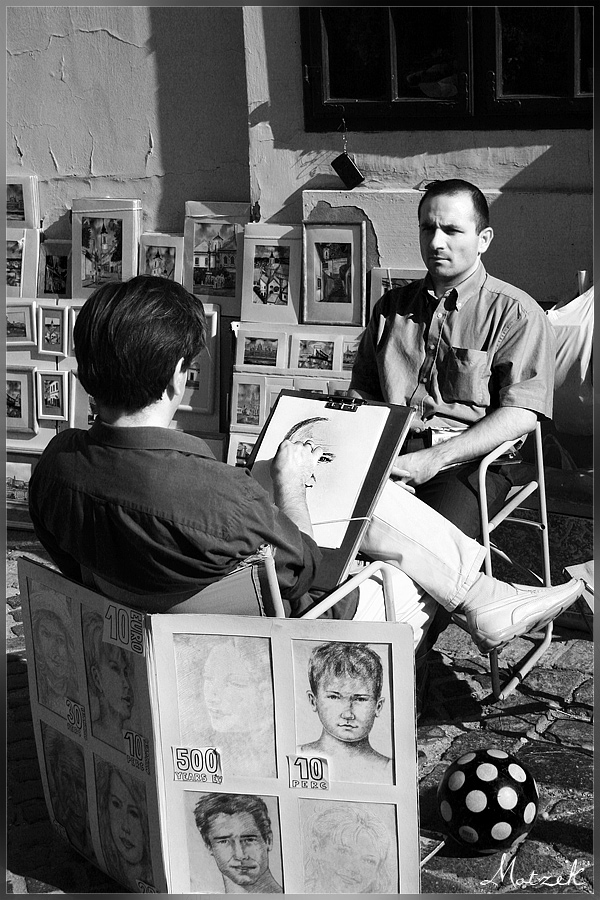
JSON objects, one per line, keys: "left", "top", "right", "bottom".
{"left": 73, "top": 275, "right": 207, "bottom": 412}
{"left": 194, "top": 793, "right": 272, "bottom": 847}
{"left": 418, "top": 179, "right": 490, "bottom": 234}
{"left": 308, "top": 642, "right": 383, "bottom": 699}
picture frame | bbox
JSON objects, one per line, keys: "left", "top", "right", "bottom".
{"left": 235, "top": 327, "right": 288, "bottom": 371}
{"left": 68, "top": 371, "right": 97, "bottom": 429}
{"left": 68, "top": 302, "right": 86, "bottom": 355}
{"left": 71, "top": 197, "right": 142, "bottom": 299}
{"left": 369, "top": 266, "right": 426, "bottom": 308}
{"left": 327, "top": 378, "right": 351, "bottom": 396}
{"left": 289, "top": 333, "right": 341, "bottom": 372}
{"left": 139, "top": 232, "right": 184, "bottom": 283}
{"left": 226, "top": 432, "right": 259, "bottom": 468}
{"left": 7, "top": 227, "right": 40, "bottom": 298}
{"left": 230, "top": 373, "right": 267, "bottom": 433}
{"left": 341, "top": 334, "right": 362, "bottom": 373}
{"left": 6, "top": 300, "right": 37, "bottom": 347}
{"left": 37, "top": 239, "right": 72, "bottom": 299}
{"left": 37, "top": 304, "right": 69, "bottom": 358}
{"left": 6, "top": 366, "right": 38, "bottom": 434}
{"left": 265, "top": 376, "right": 294, "bottom": 413}
{"left": 183, "top": 201, "right": 248, "bottom": 316}
{"left": 6, "top": 173, "right": 39, "bottom": 229}
{"left": 36, "top": 369, "right": 69, "bottom": 422}
{"left": 6, "top": 449, "right": 41, "bottom": 531}
{"left": 240, "top": 224, "right": 302, "bottom": 324}
{"left": 178, "top": 303, "right": 219, "bottom": 416}
{"left": 302, "top": 222, "right": 366, "bottom": 326}
{"left": 293, "top": 377, "right": 329, "bottom": 394}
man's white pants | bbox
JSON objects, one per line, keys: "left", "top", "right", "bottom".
{"left": 353, "top": 479, "right": 487, "bottom": 649}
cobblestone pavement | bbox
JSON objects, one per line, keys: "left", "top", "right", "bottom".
{"left": 6, "top": 525, "right": 594, "bottom": 895}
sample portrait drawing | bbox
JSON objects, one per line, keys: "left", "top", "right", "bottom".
{"left": 174, "top": 633, "right": 277, "bottom": 779}
{"left": 81, "top": 217, "right": 123, "bottom": 288}
{"left": 41, "top": 723, "right": 95, "bottom": 861}
{"left": 251, "top": 244, "right": 290, "bottom": 305}
{"left": 83, "top": 610, "right": 136, "bottom": 751}
{"left": 296, "top": 642, "right": 393, "bottom": 784}
{"left": 314, "top": 241, "right": 352, "bottom": 304}
{"left": 297, "top": 339, "right": 334, "bottom": 370}
{"left": 7, "top": 240, "right": 23, "bottom": 288}
{"left": 192, "top": 222, "right": 238, "bottom": 296}
{"left": 300, "top": 800, "right": 397, "bottom": 894}
{"left": 192, "top": 793, "right": 282, "bottom": 894}
{"left": 143, "top": 244, "right": 176, "bottom": 279}
{"left": 95, "top": 758, "right": 154, "bottom": 892}
{"left": 31, "top": 592, "right": 80, "bottom": 715}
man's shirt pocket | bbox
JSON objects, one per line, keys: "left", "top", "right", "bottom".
{"left": 440, "top": 347, "right": 491, "bottom": 406}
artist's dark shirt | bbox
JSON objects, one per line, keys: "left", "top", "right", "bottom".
{"left": 28, "top": 420, "right": 350, "bottom": 617}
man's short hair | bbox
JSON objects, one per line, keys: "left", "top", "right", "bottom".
{"left": 194, "top": 793, "right": 272, "bottom": 848}
{"left": 308, "top": 642, "right": 383, "bottom": 699}
{"left": 418, "top": 178, "right": 490, "bottom": 234}
{"left": 73, "top": 275, "right": 207, "bottom": 412}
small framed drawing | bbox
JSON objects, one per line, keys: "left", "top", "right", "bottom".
{"left": 240, "top": 224, "right": 302, "bottom": 324}
{"left": 6, "top": 300, "right": 37, "bottom": 348}
{"left": 69, "top": 302, "right": 86, "bottom": 355}
{"left": 265, "top": 376, "right": 294, "bottom": 413}
{"left": 230, "top": 373, "right": 267, "bottom": 433}
{"left": 6, "top": 366, "right": 38, "bottom": 434}
{"left": 7, "top": 227, "right": 40, "bottom": 298}
{"left": 370, "top": 266, "right": 426, "bottom": 307}
{"left": 289, "top": 333, "right": 341, "bottom": 372}
{"left": 37, "top": 304, "right": 69, "bottom": 358}
{"left": 293, "top": 377, "right": 329, "bottom": 394}
{"left": 179, "top": 303, "right": 219, "bottom": 416}
{"left": 37, "top": 239, "right": 72, "bottom": 298}
{"left": 71, "top": 197, "right": 142, "bottom": 298}
{"left": 7, "top": 174, "right": 39, "bottom": 229}
{"left": 139, "top": 233, "right": 184, "bottom": 283}
{"left": 183, "top": 201, "right": 248, "bottom": 316}
{"left": 6, "top": 449, "right": 40, "bottom": 530}
{"left": 302, "top": 222, "right": 366, "bottom": 326}
{"left": 341, "top": 334, "right": 362, "bottom": 373}
{"left": 226, "top": 432, "right": 259, "bottom": 468}
{"left": 235, "top": 327, "right": 288, "bottom": 371}
{"left": 36, "top": 369, "right": 69, "bottom": 422}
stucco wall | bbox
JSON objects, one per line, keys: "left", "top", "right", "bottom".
{"left": 7, "top": 6, "right": 251, "bottom": 237}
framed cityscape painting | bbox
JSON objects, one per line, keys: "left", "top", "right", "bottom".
{"left": 235, "top": 327, "right": 288, "bottom": 371}
{"left": 241, "top": 224, "right": 302, "bottom": 325}
{"left": 289, "top": 333, "right": 341, "bottom": 372}
{"left": 36, "top": 304, "right": 69, "bottom": 358}
{"left": 7, "top": 227, "right": 40, "bottom": 298}
{"left": 36, "top": 370, "right": 69, "bottom": 422}
{"left": 7, "top": 366, "right": 38, "bottom": 434}
{"left": 71, "top": 198, "right": 142, "bottom": 298}
{"left": 6, "top": 300, "right": 37, "bottom": 348}
{"left": 6, "top": 174, "right": 39, "bottom": 229}
{"left": 302, "top": 222, "right": 366, "bottom": 326}
{"left": 139, "top": 233, "right": 184, "bottom": 283}
{"left": 37, "top": 239, "right": 72, "bottom": 299}
{"left": 6, "top": 449, "right": 40, "bottom": 530}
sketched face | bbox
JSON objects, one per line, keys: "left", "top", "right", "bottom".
{"left": 203, "top": 643, "right": 263, "bottom": 734}
{"left": 284, "top": 417, "right": 336, "bottom": 485}
{"left": 53, "top": 747, "right": 88, "bottom": 846}
{"left": 308, "top": 675, "right": 384, "bottom": 744}
{"left": 93, "top": 645, "right": 134, "bottom": 722}
{"left": 37, "top": 614, "right": 70, "bottom": 679}
{"left": 207, "top": 811, "right": 272, "bottom": 888}
{"left": 107, "top": 772, "right": 145, "bottom": 866}
{"left": 325, "top": 831, "right": 382, "bottom": 893}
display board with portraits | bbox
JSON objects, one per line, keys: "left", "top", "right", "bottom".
{"left": 20, "top": 556, "right": 420, "bottom": 894}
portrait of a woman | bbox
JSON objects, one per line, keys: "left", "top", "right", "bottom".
{"left": 83, "top": 611, "right": 135, "bottom": 750}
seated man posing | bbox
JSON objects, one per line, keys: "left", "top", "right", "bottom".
{"left": 29, "top": 277, "right": 580, "bottom": 654}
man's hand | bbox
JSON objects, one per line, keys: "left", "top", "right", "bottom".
{"left": 390, "top": 447, "right": 444, "bottom": 486}
{"left": 270, "top": 439, "right": 322, "bottom": 538}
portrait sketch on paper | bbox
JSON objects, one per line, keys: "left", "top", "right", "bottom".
{"left": 192, "top": 222, "right": 238, "bottom": 297}
{"left": 83, "top": 610, "right": 144, "bottom": 752}
{"left": 173, "top": 633, "right": 277, "bottom": 779}
{"left": 294, "top": 641, "right": 394, "bottom": 784}
{"left": 41, "top": 722, "right": 96, "bottom": 861}
{"left": 299, "top": 799, "right": 398, "bottom": 894}
{"left": 314, "top": 242, "right": 352, "bottom": 304}
{"left": 7, "top": 240, "right": 23, "bottom": 288}
{"left": 30, "top": 589, "right": 81, "bottom": 716}
{"left": 251, "top": 243, "right": 290, "bottom": 306}
{"left": 94, "top": 757, "right": 155, "bottom": 892}
{"left": 186, "top": 791, "right": 283, "bottom": 894}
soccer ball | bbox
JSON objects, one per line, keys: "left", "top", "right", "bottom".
{"left": 436, "top": 748, "right": 539, "bottom": 854}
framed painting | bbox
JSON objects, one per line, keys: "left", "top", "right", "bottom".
{"left": 289, "top": 333, "right": 341, "bottom": 372}
{"left": 302, "top": 222, "right": 366, "bottom": 326}
{"left": 341, "top": 334, "right": 362, "bottom": 373}
{"left": 327, "top": 378, "right": 351, "bottom": 396}
{"left": 68, "top": 371, "right": 96, "bottom": 429}
{"left": 6, "top": 366, "right": 38, "bottom": 434}
{"left": 6, "top": 300, "right": 37, "bottom": 348}
{"left": 178, "top": 303, "right": 219, "bottom": 416}
{"left": 7, "top": 227, "right": 40, "bottom": 298}
{"left": 240, "top": 224, "right": 302, "bottom": 324}
{"left": 6, "top": 174, "right": 39, "bottom": 229}
{"left": 226, "top": 432, "right": 259, "bottom": 468}
{"left": 265, "top": 376, "right": 294, "bottom": 413}
{"left": 37, "top": 304, "right": 69, "bottom": 358}
{"left": 36, "top": 369, "right": 69, "bottom": 422}
{"left": 68, "top": 302, "right": 86, "bottom": 355}
{"left": 235, "top": 327, "right": 288, "bottom": 371}
{"left": 370, "top": 266, "right": 426, "bottom": 307}
{"left": 292, "top": 377, "right": 329, "bottom": 394}
{"left": 139, "top": 233, "right": 184, "bottom": 283}
{"left": 37, "top": 239, "right": 72, "bottom": 299}
{"left": 230, "top": 373, "right": 267, "bottom": 433}
{"left": 71, "top": 198, "right": 142, "bottom": 298}
{"left": 6, "top": 449, "right": 41, "bottom": 531}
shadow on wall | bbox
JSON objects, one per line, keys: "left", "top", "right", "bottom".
{"left": 147, "top": 7, "right": 250, "bottom": 231}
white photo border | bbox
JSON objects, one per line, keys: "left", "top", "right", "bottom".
{"left": 302, "top": 222, "right": 366, "bottom": 326}
{"left": 6, "top": 300, "right": 37, "bottom": 348}
{"left": 241, "top": 224, "right": 302, "bottom": 325}
{"left": 230, "top": 373, "right": 268, "bottom": 433}
{"left": 37, "top": 304, "right": 69, "bottom": 358}
{"left": 235, "top": 327, "right": 289, "bottom": 371}
{"left": 139, "top": 232, "right": 184, "bottom": 283}
{"left": 6, "top": 366, "right": 38, "bottom": 434}
{"left": 289, "top": 332, "right": 342, "bottom": 373}
{"left": 6, "top": 174, "right": 39, "bottom": 229}
{"left": 36, "top": 369, "right": 69, "bottom": 422}
{"left": 7, "top": 227, "right": 40, "bottom": 298}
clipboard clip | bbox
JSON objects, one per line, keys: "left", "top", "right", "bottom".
{"left": 324, "top": 397, "right": 365, "bottom": 412}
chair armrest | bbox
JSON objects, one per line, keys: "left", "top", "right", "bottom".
{"left": 300, "top": 560, "right": 397, "bottom": 621}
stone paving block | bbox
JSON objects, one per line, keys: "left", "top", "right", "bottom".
{"left": 572, "top": 678, "right": 593, "bottom": 707}
{"left": 499, "top": 838, "right": 593, "bottom": 892}
{"left": 551, "top": 640, "right": 594, "bottom": 674}
{"left": 517, "top": 743, "right": 593, "bottom": 792}
{"left": 544, "top": 717, "right": 594, "bottom": 750}
{"left": 518, "top": 667, "right": 586, "bottom": 700}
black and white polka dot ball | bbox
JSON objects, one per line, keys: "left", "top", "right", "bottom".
{"left": 436, "top": 748, "right": 539, "bottom": 854}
